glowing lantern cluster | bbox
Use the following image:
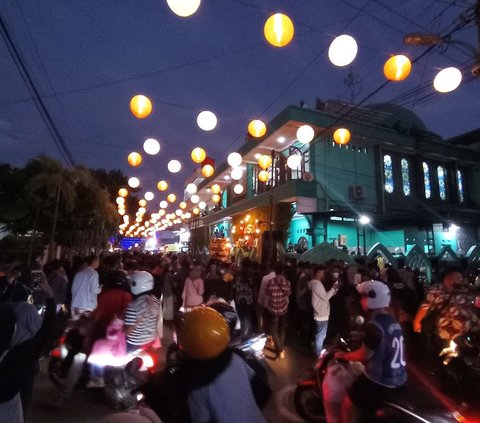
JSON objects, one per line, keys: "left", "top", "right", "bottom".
{"left": 264, "top": 13, "right": 294, "bottom": 48}
{"left": 191, "top": 147, "right": 207, "bottom": 164}
{"left": 130, "top": 95, "right": 152, "bottom": 119}
{"left": 197, "top": 111, "right": 217, "bottom": 131}
{"left": 433, "top": 67, "right": 462, "bottom": 93}
{"left": 258, "top": 155, "right": 272, "bottom": 170}
{"left": 383, "top": 55, "right": 412, "bottom": 81}
{"left": 211, "top": 184, "right": 221, "bottom": 195}
{"left": 167, "top": 193, "right": 177, "bottom": 203}
{"left": 157, "top": 180, "right": 168, "bottom": 191}
{"left": 333, "top": 128, "right": 351, "bottom": 145}
{"left": 248, "top": 120, "right": 267, "bottom": 138}
{"left": 143, "top": 138, "right": 160, "bottom": 155}
{"left": 227, "top": 152, "right": 242, "bottom": 168}
{"left": 128, "top": 152, "right": 142, "bottom": 167}
{"left": 166, "top": 0, "right": 201, "bottom": 17}
{"left": 168, "top": 160, "right": 182, "bottom": 173}
{"left": 128, "top": 177, "right": 140, "bottom": 188}
{"left": 328, "top": 35, "right": 358, "bottom": 67}
{"left": 118, "top": 188, "right": 128, "bottom": 197}
{"left": 258, "top": 170, "right": 269, "bottom": 182}
{"left": 297, "top": 125, "right": 315, "bottom": 143}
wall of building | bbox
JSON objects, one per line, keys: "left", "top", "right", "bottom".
{"left": 287, "top": 215, "right": 312, "bottom": 247}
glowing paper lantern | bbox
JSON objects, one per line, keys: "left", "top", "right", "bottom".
{"left": 130, "top": 95, "right": 152, "bottom": 119}
{"left": 212, "top": 194, "right": 221, "bottom": 203}
{"left": 159, "top": 210, "right": 166, "bottom": 216}
{"left": 248, "top": 120, "right": 267, "bottom": 138}
{"left": 138, "top": 199, "right": 147, "bottom": 207}
{"left": 191, "top": 147, "right": 207, "bottom": 164}
{"left": 159, "top": 201, "right": 168, "bottom": 209}
{"left": 128, "top": 177, "right": 140, "bottom": 188}
{"left": 258, "top": 170, "right": 269, "bottom": 182}
{"left": 383, "top": 55, "right": 412, "bottom": 81}
{"left": 144, "top": 191, "right": 154, "bottom": 201}
{"left": 157, "top": 180, "right": 168, "bottom": 191}
{"left": 199, "top": 201, "right": 206, "bottom": 210}
{"left": 211, "top": 184, "right": 221, "bottom": 194}
{"left": 227, "top": 152, "right": 242, "bottom": 168}
{"left": 264, "top": 13, "right": 294, "bottom": 48}
{"left": 328, "top": 35, "right": 358, "bottom": 67}
{"left": 193, "top": 207, "right": 200, "bottom": 215}
{"left": 258, "top": 155, "right": 272, "bottom": 170}
{"left": 119, "top": 209, "right": 125, "bottom": 216}
{"left": 128, "top": 152, "right": 142, "bottom": 167}
{"left": 179, "top": 202, "right": 187, "bottom": 210}
{"left": 333, "top": 128, "right": 351, "bottom": 145}
{"left": 175, "top": 209, "right": 183, "bottom": 217}
{"left": 185, "top": 212, "right": 192, "bottom": 218}
{"left": 197, "top": 111, "right": 217, "bottom": 131}
{"left": 202, "top": 164, "right": 214, "bottom": 178}
{"left": 167, "top": 193, "right": 177, "bottom": 203}
{"left": 168, "top": 160, "right": 182, "bottom": 173}
{"left": 233, "top": 184, "right": 244, "bottom": 194}
{"left": 433, "top": 67, "right": 462, "bottom": 93}
{"left": 116, "top": 197, "right": 125, "bottom": 205}
{"left": 186, "top": 183, "right": 197, "bottom": 194}
{"left": 297, "top": 125, "right": 315, "bottom": 143}
{"left": 191, "top": 194, "right": 200, "bottom": 204}
{"left": 143, "top": 138, "right": 160, "bottom": 155}
{"left": 287, "top": 154, "right": 302, "bottom": 170}
{"left": 231, "top": 167, "right": 243, "bottom": 181}
{"left": 118, "top": 188, "right": 128, "bottom": 197}
{"left": 166, "top": 0, "right": 201, "bottom": 17}
{"left": 138, "top": 207, "right": 146, "bottom": 214}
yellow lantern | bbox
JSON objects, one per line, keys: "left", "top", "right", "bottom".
{"left": 157, "top": 180, "right": 168, "bottom": 191}
{"left": 258, "top": 155, "right": 272, "bottom": 170}
{"left": 116, "top": 197, "right": 125, "bottom": 205}
{"left": 179, "top": 201, "right": 187, "bottom": 210}
{"left": 383, "top": 55, "right": 412, "bottom": 81}
{"left": 211, "top": 184, "right": 221, "bottom": 195}
{"left": 202, "top": 164, "right": 214, "bottom": 178}
{"left": 333, "top": 128, "right": 351, "bottom": 145}
{"left": 193, "top": 207, "right": 200, "bottom": 215}
{"left": 248, "top": 120, "right": 267, "bottom": 138}
{"left": 191, "top": 147, "right": 207, "bottom": 164}
{"left": 130, "top": 95, "right": 152, "bottom": 119}
{"left": 128, "top": 152, "right": 142, "bottom": 167}
{"left": 259, "top": 170, "right": 269, "bottom": 182}
{"left": 264, "top": 13, "right": 294, "bottom": 48}
{"left": 167, "top": 193, "right": 177, "bottom": 203}
{"left": 118, "top": 188, "right": 128, "bottom": 197}
{"left": 212, "top": 194, "right": 221, "bottom": 203}
{"left": 139, "top": 199, "right": 147, "bottom": 207}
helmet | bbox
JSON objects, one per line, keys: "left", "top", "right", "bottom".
{"left": 177, "top": 307, "right": 230, "bottom": 360}
{"left": 357, "top": 280, "right": 391, "bottom": 309}
{"left": 130, "top": 271, "right": 154, "bottom": 296}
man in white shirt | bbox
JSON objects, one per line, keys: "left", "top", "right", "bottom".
{"left": 71, "top": 256, "right": 101, "bottom": 318}
{"left": 308, "top": 265, "right": 338, "bottom": 357}
{"left": 257, "top": 268, "right": 275, "bottom": 337}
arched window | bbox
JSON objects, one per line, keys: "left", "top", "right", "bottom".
{"left": 437, "top": 166, "right": 447, "bottom": 200}
{"left": 423, "top": 162, "right": 431, "bottom": 199}
{"left": 401, "top": 158, "right": 411, "bottom": 196}
{"left": 457, "top": 169, "right": 465, "bottom": 203}
{"left": 383, "top": 155, "right": 394, "bottom": 193}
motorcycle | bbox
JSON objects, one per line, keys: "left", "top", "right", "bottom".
{"left": 294, "top": 337, "right": 469, "bottom": 423}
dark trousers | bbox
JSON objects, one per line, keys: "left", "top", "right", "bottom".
{"left": 237, "top": 303, "right": 256, "bottom": 336}
{"left": 268, "top": 312, "right": 288, "bottom": 355}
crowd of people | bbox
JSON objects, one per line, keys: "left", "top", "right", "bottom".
{"left": 1, "top": 250, "right": 480, "bottom": 422}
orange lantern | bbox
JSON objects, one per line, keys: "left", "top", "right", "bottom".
{"left": 333, "top": 128, "right": 351, "bottom": 145}
{"left": 130, "top": 95, "right": 152, "bottom": 119}
{"left": 212, "top": 194, "right": 221, "bottom": 203}
{"left": 248, "top": 120, "right": 267, "bottom": 138}
{"left": 258, "top": 155, "right": 272, "bottom": 170}
{"left": 179, "top": 201, "right": 187, "bottom": 210}
{"left": 138, "top": 199, "right": 147, "bottom": 207}
{"left": 264, "top": 13, "right": 294, "bottom": 48}
{"left": 191, "top": 147, "right": 207, "bottom": 164}
{"left": 193, "top": 207, "right": 200, "bottom": 215}
{"left": 167, "top": 193, "right": 177, "bottom": 203}
{"left": 211, "top": 184, "right": 221, "bottom": 195}
{"left": 157, "top": 180, "right": 168, "bottom": 191}
{"left": 118, "top": 188, "right": 128, "bottom": 197}
{"left": 258, "top": 170, "right": 269, "bottom": 182}
{"left": 128, "top": 152, "right": 142, "bottom": 167}
{"left": 383, "top": 55, "right": 412, "bottom": 81}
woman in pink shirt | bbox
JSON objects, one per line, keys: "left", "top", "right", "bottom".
{"left": 181, "top": 266, "right": 205, "bottom": 311}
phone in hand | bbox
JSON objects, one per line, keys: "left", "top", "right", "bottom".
{"left": 31, "top": 270, "right": 44, "bottom": 289}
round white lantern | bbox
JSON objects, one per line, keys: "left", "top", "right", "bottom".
{"left": 328, "top": 34, "right": 358, "bottom": 67}
{"left": 186, "top": 183, "right": 197, "bottom": 194}
{"left": 233, "top": 184, "right": 244, "bottom": 195}
{"left": 128, "top": 177, "right": 140, "bottom": 188}
{"left": 144, "top": 191, "right": 154, "bottom": 201}
{"left": 227, "top": 152, "right": 242, "bottom": 168}
{"left": 143, "top": 138, "right": 160, "bottom": 155}
{"left": 197, "top": 111, "right": 217, "bottom": 131}
{"left": 191, "top": 194, "right": 200, "bottom": 204}
{"left": 198, "top": 201, "right": 207, "bottom": 210}
{"left": 168, "top": 159, "right": 182, "bottom": 173}
{"left": 166, "top": 0, "right": 201, "bottom": 17}
{"left": 297, "top": 125, "right": 315, "bottom": 143}
{"left": 231, "top": 167, "right": 243, "bottom": 181}
{"left": 287, "top": 154, "right": 302, "bottom": 170}
{"left": 159, "top": 200, "right": 168, "bottom": 209}
{"left": 433, "top": 67, "right": 462, "bottom": 93}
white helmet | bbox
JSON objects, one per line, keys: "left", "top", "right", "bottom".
{"left": 130, "top": 270, "right": 154, "bottom": 296}
{"left": 357, "top": 280, "right": 391, "bottom": 309}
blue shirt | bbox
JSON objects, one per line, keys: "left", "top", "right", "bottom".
{"left": 71, "top": 266, "right": 100, "bottom": 311}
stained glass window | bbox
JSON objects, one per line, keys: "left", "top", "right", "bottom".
{"left": 383, "top": 155, "right": 394, "bottom": 193}
{"left": 457, "top": 169, "right": 464, "bottom": 203}
{"left": 423, "top": 162, "right": 431, "bottom": 199}
{"left": 437, "top": 166, "right": 446, "bottom": 200}
{"left": 401, "top": 158, "right": 411, "bottom": 196}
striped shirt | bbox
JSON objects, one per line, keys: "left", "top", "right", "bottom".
{"left": 124, "top": 294, "right": 160, "bottom": 346}
{"left": 266, "top": 275, "right": 291, "bottom": 316}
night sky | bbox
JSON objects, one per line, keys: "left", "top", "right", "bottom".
{"left": 1, "top": 0, "right": 478, "bottom": 198}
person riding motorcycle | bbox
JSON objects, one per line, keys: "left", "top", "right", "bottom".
{"left": 333, "top": 280, "right": 407, "bottom": 423}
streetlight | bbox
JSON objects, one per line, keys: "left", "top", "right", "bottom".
{"left": 357, "top": 215, "right": 371, "bottom": 255}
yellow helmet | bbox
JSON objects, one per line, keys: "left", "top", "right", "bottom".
{"left": 177, "top": 307, "right": 230, "bottom": 360}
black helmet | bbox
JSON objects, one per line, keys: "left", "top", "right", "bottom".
{"left": 102, "top": 270, "right": 131, "bottom": 290}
